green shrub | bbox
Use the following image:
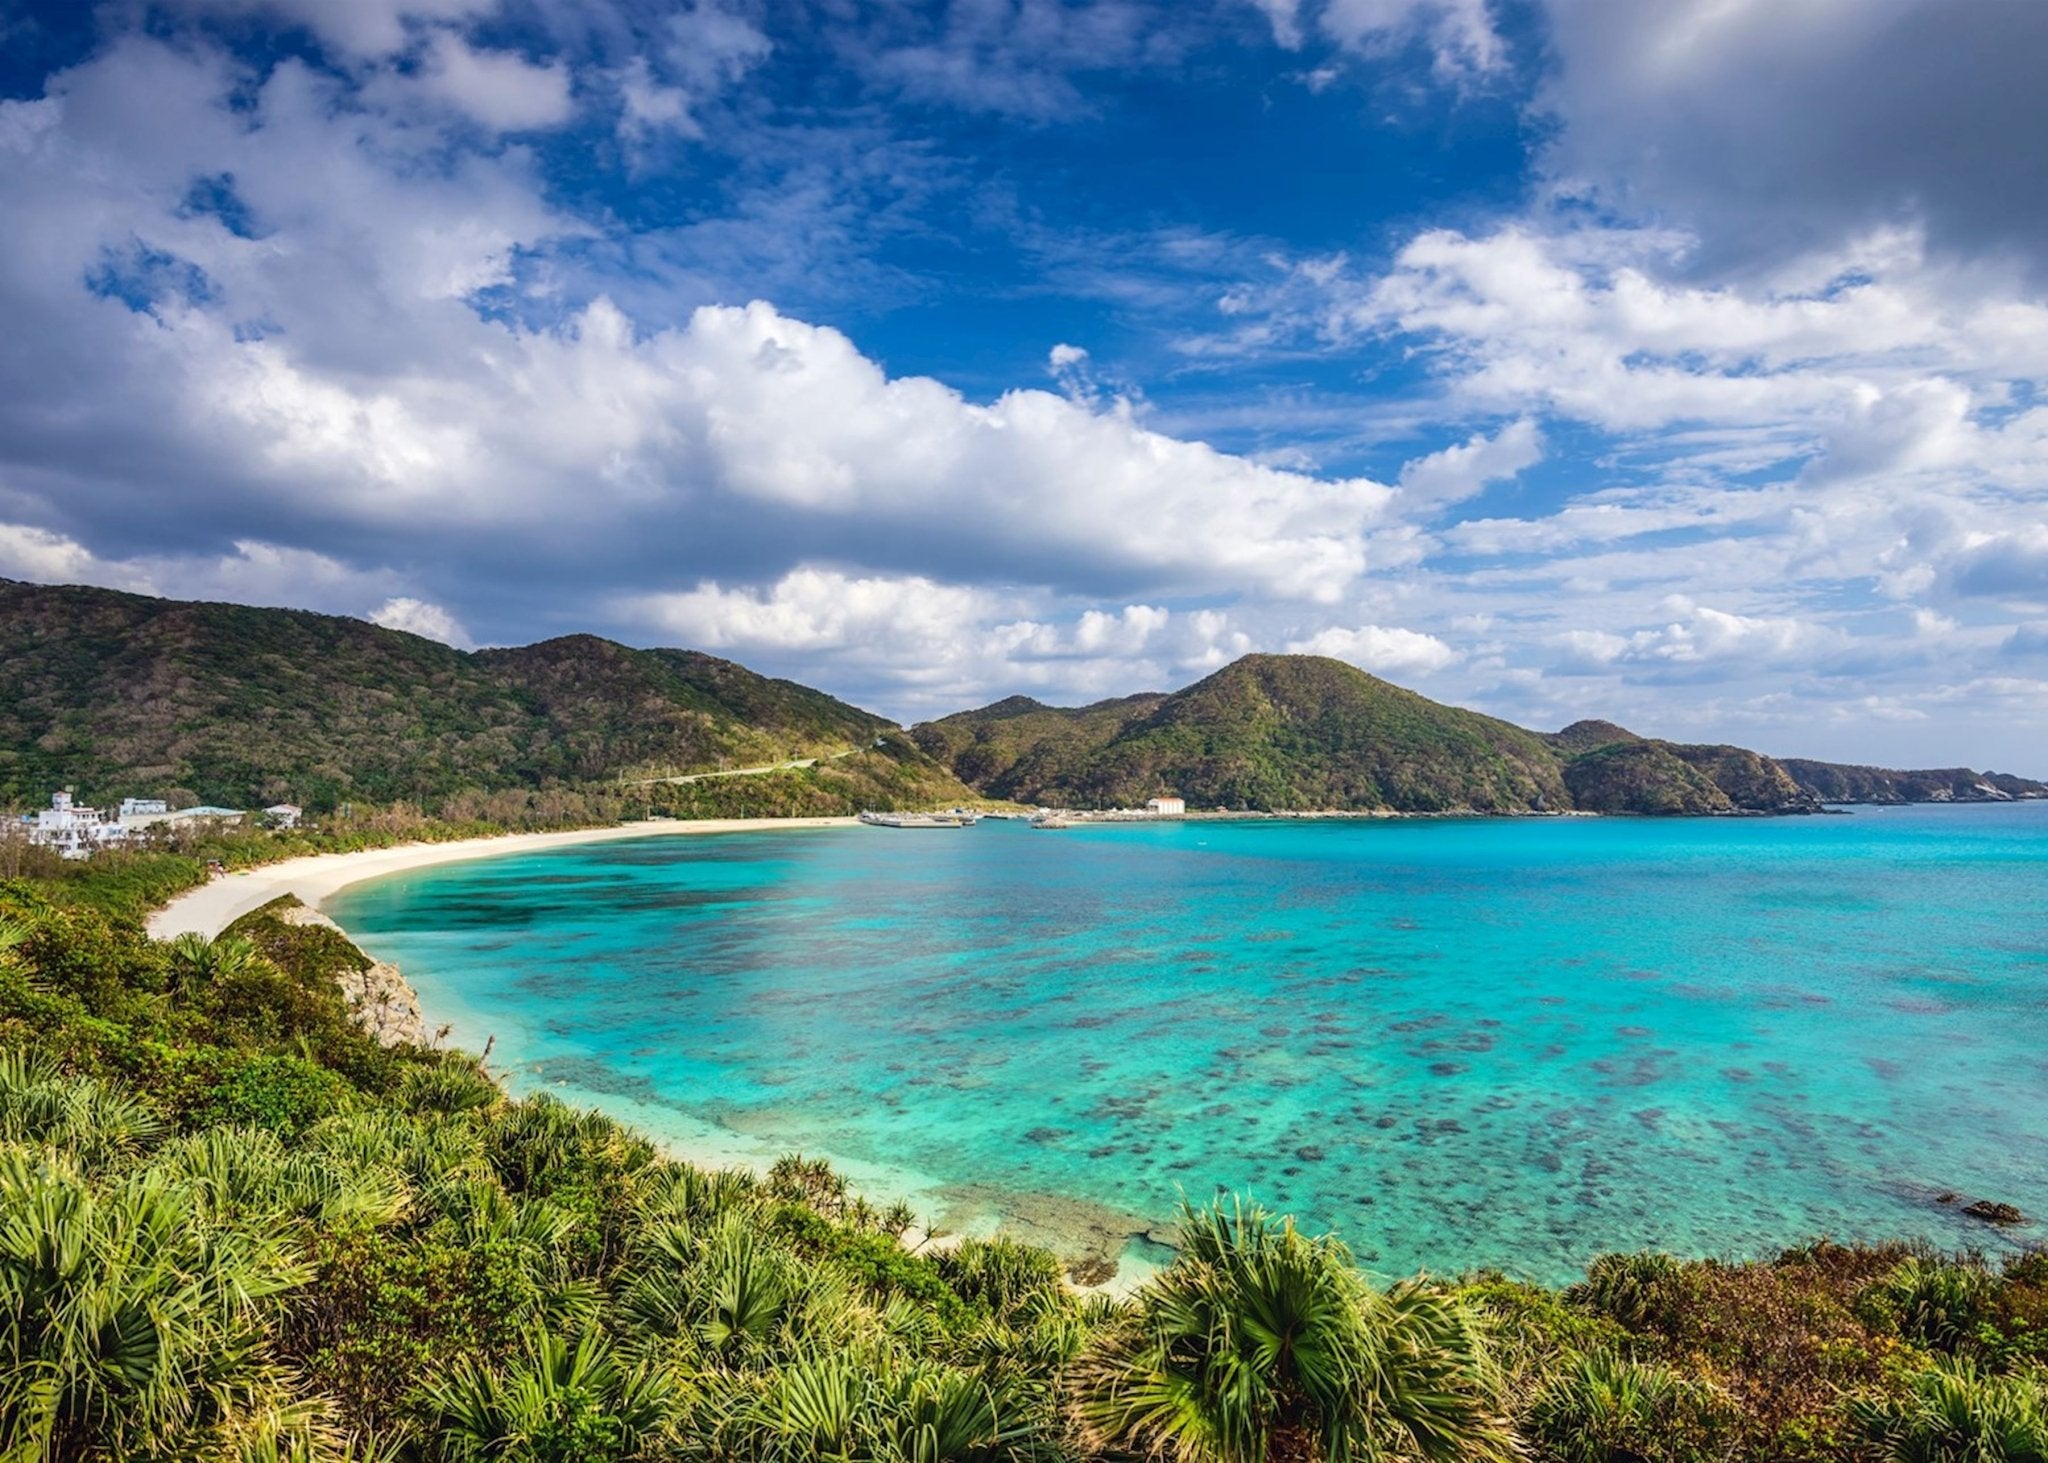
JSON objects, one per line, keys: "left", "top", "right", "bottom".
{"left": 1524, "top": 1349, "right": 1732, "bottom": 1463}
{"left": 286, "top": 1221, "right": 558, "bottom": 1431}
{"left": 1850, "top": 1361, "right": 2048, "bottom": 1462}
{"left": 400, "top": 1060, "right": 500, "bottom": 1115}
{"left": 0, "top": 1149, "right": 315, "bottom": 1459}
{"left": 1864, "top": 1258, "right": 1996, "bottom": 1355}
{"left": 770, "top": 1203, "right": 972, "bottom": 1329}
{"left": 422, "top": 1326, "right": 681, "bottom": 1463}
{"left": 184, "top": 1050, "right": 357, "bottom": 1134}
{"left": 934, "top": 1235, "right": 1064, "bottom": 1322}
{"left": 1569, "top": 1251, "right": 1695, "bottom": 1335}
{"left": 1457, "top": 1270, "right": 1630, "bottom": 1387}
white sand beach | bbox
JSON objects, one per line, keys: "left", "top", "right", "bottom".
{"left": 144, "top": 816, "right": 858, "bottom": 941}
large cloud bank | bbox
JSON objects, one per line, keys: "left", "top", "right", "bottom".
{"left": 1, "top": 0, "right": 2045, "bottom": 767}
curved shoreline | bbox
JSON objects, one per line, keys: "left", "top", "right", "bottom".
{"left": 144, "top": 816, "right": 859, "bottom": 941}
{"left": 142, "top": 815, "right": 1172, "bottom": 1286}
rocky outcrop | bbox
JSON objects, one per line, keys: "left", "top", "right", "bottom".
{"left": 1962, "top": 1199, "right": 2027, "bottom": 1226}
{"left": 276, "top": 903, "right": 427, "bottom": 1047}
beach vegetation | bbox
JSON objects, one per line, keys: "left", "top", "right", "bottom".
{"left": 1523, "top": 1349, "right": 1732, "bottom": 1463}
{"left": 2, "top": 859, "right": 2047, "bottom": 1461}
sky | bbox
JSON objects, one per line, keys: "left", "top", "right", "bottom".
{"left": 3, "top": 0, "right": 2047, "bottom": 770}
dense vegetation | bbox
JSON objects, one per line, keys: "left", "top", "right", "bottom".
{"left": 915, "top": 659, "right": 2047, "bottom": 815}
{"left": 4, "top": 859, "right": 2046, "bottom": 1461}
{"left": 0, "top": 581, "right": 976, "bottom": 811}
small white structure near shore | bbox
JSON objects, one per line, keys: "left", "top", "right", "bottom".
{"left": 1146, "top": 796, "right": 1186, "bottom": 816}
{"left": 264, "top": 804, "right": 303, "bottom": 829}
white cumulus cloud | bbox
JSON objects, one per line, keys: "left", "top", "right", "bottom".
{"left": 1285, "top": 623, "right": 1459, "bottom": 676}
{"left": 412, "top": 33, "right": 575, "bottom": 132}
{"left": 369, "top": 596, "right": 474, "bottom": 647}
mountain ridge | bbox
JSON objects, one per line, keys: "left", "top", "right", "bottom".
{"left": 3, "top": 579, "right": 2040, "bottom": 816}
{"left": 0, "top": 579, "right": 966, "bottom": 810}
{"left": 913, "top": 655, "right": 2045, "bottom": 815}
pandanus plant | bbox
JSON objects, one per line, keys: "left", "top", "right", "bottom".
{"left": 167, "top": 930, "right": 264, "bottom": 989}
{"left": 420, "top": 1327, "right": 681, "bottom": 1463}
{"left": 0, "top": 1049, "right": 166, "bottom": 1173}
{"left": 0, "top": 1149, "right": 313, "bottom": 1461}
{"left": 1070, "top": 1200, "right": 1517, "bottom": 1463}
{"left": 1524, "top": 1348, "right": 1727, "bottom": 1463}
{"left": 750, "top": 1356, "right": 1037, "bottom": 1462}
{"left": 1851, "top": 1361, "right": 2048, "bottom": 1463}
{"left": 147, "top": 1124, "right": 410, "bottom": 1229}
{"left": 618, "top": 1212, "right": 795, "bottom": 1361}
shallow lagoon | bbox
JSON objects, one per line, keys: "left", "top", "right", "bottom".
{"left": 328, "top": 804, "right": 2048, "bottom": 1282}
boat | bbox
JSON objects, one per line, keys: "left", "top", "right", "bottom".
{"left": 857, "top": 810, "right": 974, "bottom": 829}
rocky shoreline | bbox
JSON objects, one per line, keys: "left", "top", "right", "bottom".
{"left": 274, "top": 902, "right": 428, "bottom": 1047}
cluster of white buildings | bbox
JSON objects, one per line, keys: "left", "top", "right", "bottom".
{"left": 15, "top": 791, "right": 301, "bottom": 859}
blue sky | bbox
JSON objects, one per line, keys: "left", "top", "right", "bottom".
{"left": 4, "top": 0, "right": 2048, "bottom": 770}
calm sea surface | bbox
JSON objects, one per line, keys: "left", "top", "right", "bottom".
{"left": 327, "top": 805, "right": 2048, "bottom": 1281}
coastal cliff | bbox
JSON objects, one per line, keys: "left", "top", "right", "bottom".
{"left": 227, "top": 895, "right": 427, "bottom": 1048}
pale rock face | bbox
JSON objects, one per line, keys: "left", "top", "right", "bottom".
{"left": 276, "top": 902, "right": 427, "bottom": 1047}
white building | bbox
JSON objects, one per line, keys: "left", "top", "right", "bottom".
{"left": 264, "top": 803, "right": 303, "bottom": 829}
{"left": 1146, "top": 796, "right": 1187, "bottom": 816}
{"left": 118, "top": 798, "right": 169, "bottom": 821}
{"left": 164, "top": 806, "right": 246, "bottom": 827}
{"left": 28, "top": 792, "right": 132, "bottom": 859}
{"left": 117, "top": 803, "right": 247, "bottom": 831}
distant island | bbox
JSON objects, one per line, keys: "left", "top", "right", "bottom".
{"left": 4, "top": 578, "right": 2041, "bottom": 819}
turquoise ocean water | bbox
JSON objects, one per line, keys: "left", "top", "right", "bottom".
{"left": 327, "top": 805, "right": 2048, "bottom": 1282}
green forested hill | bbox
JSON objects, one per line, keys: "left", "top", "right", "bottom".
{"left": 907, "top": 693, "right": 1167, "bottom": 795}
{"left": 916, "top": 655, "right": 1570, "bottom": 812}
{"left": 7, "top": 580, "right": 2040, "bottom": 817}
{"left": 0, "top": 581, "right": 928, "bottom": 809}
{"left": 917, "top": 657, "right": 2046, "bottom": 814}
